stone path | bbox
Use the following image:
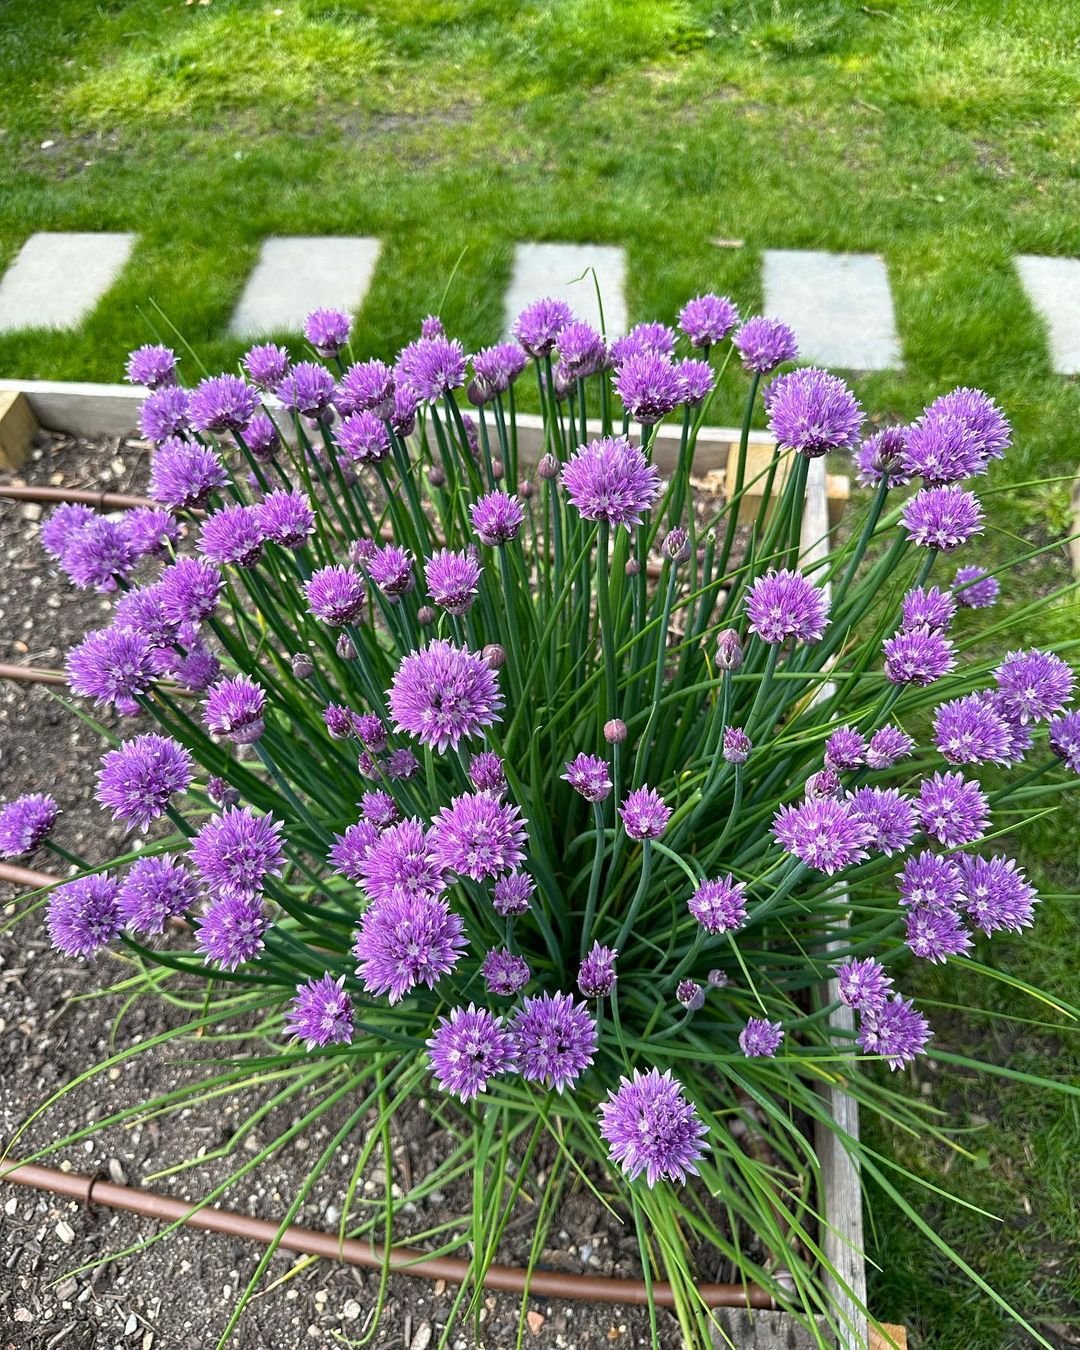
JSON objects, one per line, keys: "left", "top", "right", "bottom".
{"left": 503, "top": 242, "right": 628, "bottom": 338}
{"left": 227, "top": 236, "right": 382, "bottom": 339}
{"left": 0, "top": 233, "right": 135, "bottom": 334}
{"left": 1015, "top": 255, "right": 1080, "bottom": 375}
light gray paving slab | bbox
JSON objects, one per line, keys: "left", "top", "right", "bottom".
{"left": 228, "top": 236, "right": 382, "bottom": 338}
{"left": 0, "top": 232, "right": 135, "bottom": 333}
{"left": 1015, "top": 254, "right": 1080, "bottom": 374}
{"left": 763, "top": 248, "right": 901, "bottom": 370}
{"left": 504, "top": 242, "right": 628, "bottom": 339}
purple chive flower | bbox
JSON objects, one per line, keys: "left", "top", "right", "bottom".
{"left": 679, "top": 293, "right": 739, "bottom": 348}
{"left": 386, "top": 747, "right": 420, "bottom": 779}
{"left": 598, "top": 1068, "right": 708, "bottom": 1188}
{"left": 847, "top": 787, "right": 916, "bottom": 856}
{"left": 67, "top": 627, "right": 155, "bottom": 710}
{"left": 367, "top": 544, "right": 415, "bottom": 598}
{"left": 924, "top": 387, "right": 1011, "bottom": 463}
{"left": 984, "top": 691, "right": 1034, "bottom": 764}
{"left": 198, "top": 504, "right": 265, "bottom": 569}
{"left": 883, "top": 627, "right": 956, "bottom": 686}
{"left": 933, "top": 693, "right": 1011, "bottom": 765}
{"left": 191, "top": 806, "right": 285, "bottom": 900}
{"left": 425, "top": 549, "right": 482, "bottom": 616}
{"left": 41, "top": 503, "right": 96, "bottom": 560}
{"left": 360, "top": 791, "right": 398, "bottom": 830}
{"left": 1049, "top": 710, "right": 1080, "bottom": 773}
{"left": 328, "top": 821, "right": 381, "bottom": 881}
{"left": 197, "top": 894, "right": 268, "bottom": 970}
{"left": 471, "top": 342, "right": 529, "bottom": 398}
{"left": 284, "top": 973, "right": 354, "bottom": 1048}
{"left": 335, "top": 359, "right": 396, "bottom": 418}
{"left": 562, "top": 753, "right": 613, "bottom": 803}
{"left": 335, "top": 410, "right": 391, "bottom": 464}
{"left": 674, "top": 358, "right": 714, "bottom": 406}
{"left": 470, "top": 491, "right": 525, "bottom": 546}
{"left": 469, "top": 751, "right": 506, "bottom": 797}
{"left": 806, "top": 768, "right": 842, "bottom": 800}
{"left": 275, "top": 362, "right": 337, "bottom": 419}
{"left": 901, "top": 413, "right": 987, "bottom": 485}
{"left": 257, "top": 490, "right": 315, "bottom": 548}
{"left": 513, "top": 297, "right": 574, "bottom": 357}
{"left": 952, "top": 565, "right": 999, "bottom": 609}
{"left": 661, "top": 526, "right": 691, "bottom": 565}
{"left": 171, "top": 642, "right": 221, "bottom": 692}
{"left": 824, "top": 726, "right": 867, "bottom": 771}
{"left": 745, "top": 568, "right": 830, "bottom": 645}
{"left": 0, "top": 793, "right": 59, "bottom": 857}
{"left": 611, "top": 322, "right": 677, "bottom": 364}
{"left": 244, "top": 343, "right": 291, "bottom": 391}
{"left": 96, "top": 733, "right": 193, "bottom": 831}
{"left": 619, "top": 786, "right": 672, "bottom": 841}
{"left": 561, "top": 436, "right": 662, "bottom": 530}
{"left": 396, "top": 336, "right": 467, "bottom": 403}
{"left": 688, "top": 875, "right": 747, "bottom": 934}
{"left": 139, "top": 386, "right": 191, "bottom": 443}
{"left": 676, "top": 979, "right": 705, "bottom": 1011}
{"left": 207, "top": 776, "right": 238, "bottom": 809}
{"left": 854, "top": 427, "right": 912, "bottom": 489}
{"left": 834, "top": 956, "right": 893, "bottom": 1013}
{"left": 431, "top": 792, "right": 528, "bottom": 882}
{"left": 426, "top": 1005, "right": 516, "bottom": 1101}
{"left": 916, "top": 772, "right": 990, "bottom": 848}
{"left": 125, "top": 344, "right": 177, "bottom": 389}
{"left": 492, "top": 870, "right": 535, "bottom": 916}
{"left": 897, "top": 850, "right": 964, "bottom": 909}
{"left": 772, "top": 797, "right": 873, "bottom": 874}
{"left": 510, "top": 992, "right": 598, "bottom": 1093}
{"left": 577, "top": 942, "right": 618, "bottom": 998}
{"left": 733, "top": 317, "right": 798, "bottom": 374}
{"left": 204, "top": 675, "right": 266, "bottom": 744}
{"left": 388, "top": 639, "right": 503, "bottom": 753}
{"left": 766, "top": 368, "right": 862, "bottom": 457}
{"left": 723, "top": 727, "right": 752, "bottom": 765}
{"left": 956, "top": 854, "right": 1038, "bottom": 935}
{"left": 358, "top": 818, "right": 445, "bottom": 903}
{"left": 420, "top": 315, "right": 444, "bottom": 339}
{"left": 122, "top": 507, "right": 180, "bottom": 560}
{"left": 901, "top": 585, "right": 957, "bottom": 634}
{"left": 305, "top": 565, "right": 366, "bottom": 626}
{"left": 354, "top": 714, "right": 386, "bottom": 752}
{"left": 994, "top": 648, "right": 1074, "bottom": 724}
{"left": 902, "top": 485, "right": 984, "bottom": 551}
{"left": 857, "top": 996, "right": 931, "bottom": 1070}
{"left": 390, "top": 385, "right": 420, "bottom": 439}
{"left": 189, "top": 374, "right": 260, "bottom": 435}
{"left": 149, "top": 437, "right": 229, "bottom": 511}
{"left": 47, "top": 875, "right": 122, "bottom": 958}
{"left": 613, "top": 352, "right": 681, "bottom": 424}
{"left": 866, "top": 725, "right": 915, "bottom": 769}
{"left": 482, "top": 947, "right": 531, "bottom": 997}
{"left": 555, "top": 321, "right": 608, "bottom": 378}
{"left": 739, "top": 1017, "right": 784, "bottom": 1058}
{"left": 56, "top": 516, "right": 135, "bottom": 592}
{"left": 118, "top": 855, "right": 198, "bottom": 933}
{"left": 303, "top": 308, "right": 351, "bottom": 358}
{"left": 355, "top": 891, "right": 466, "bottom": 1002}
{"left": 158, "top": 557, "right": 223, "bottom": 626}
{"left": 905, "top": 904, "right": 972, "bottom": 962}
{"left": 323, "top": 703, "right": 357, "bottom": 740}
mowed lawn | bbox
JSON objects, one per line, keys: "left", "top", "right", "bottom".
{"left": 2, "top": 1, "right": 1080, "bottom": 1343}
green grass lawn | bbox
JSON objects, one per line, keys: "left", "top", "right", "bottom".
{"left": 2, "top": 1, "right": 1080, "bottom": 1342}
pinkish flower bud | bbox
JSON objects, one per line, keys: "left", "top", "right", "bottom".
{"left": 483, "top": 643, "right": 506, "bottom": 669}
{"left": 714, "top": 629, "right": 743, "bottom": 671}
{"left": 537, "top": 453, "right": 559, "bottom": 480}
{"left": 428, "top": 464, "right": 446, "bottom": 488}
{"left": 336, "top": 633, "right": 356, "bottom": 660}
{"left": 291, "top": 652, "right": 314, "bottom": 680}
{"left": 625, "top": 559, "right": 641, "bottom": 577}
{"left": 417, "top": 605, "right": 437, "bottom": 626}
{"left": 604, "top": 718, "right": 627, "bottom": 744}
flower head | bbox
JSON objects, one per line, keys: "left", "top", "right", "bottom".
{"left": 772, "top": 797, "right": 873, "bottom": 874}
{"left": 360, "top": 790, "right": 398, "bottom": 830}
{"left": 469, "top": 751, "right": 506, "bottom": 797}
{"left": 305, "top": 565, "right": 366, "bottom": 626}
{"left": 866, "top": 725, "right": 915, "bottom": 769}
{"left": 679, "top": 293, "right": 739, "bottom": 348}
{"left": 897, "top": 851, "right": 964, "bottom": 910}
{"left": 96, "top": 733, "right": 193, "bottom": 831}
{"left": 149, "top": 437, "right": 229, "bottom": 511}
{"left": 1049, "top": 710, "right": 1080, "bottom": 773}
{"left": 688, "top": 875, "right": 747, "bottom": 934}
{"left": 396, "top": 336, "right": 467, "bottom": 403}
{"left": 905, "top": 903, "right": 972, "bottom": 962}
{"left": 388, "top": 639, "right": 503, "bottom": 753}
{"left": 994, "top": 648, "right": 1074, "bottom": 724}
{"left": 426, "top": 1005, "right": 516, "bottom": 1101}
{"left": 923, "top": 387, "right": 1010, "bottom": 463}
{"left": 67, "top": 627, "right": 155, "bottom": 711}
{"left": 118, "top": 855, "right": 198, "bottom": 934}
{"left": 824, "top": 726, "right": 866, "bottom": 771}
{"left": 610, "top": 322, "right": 677, "bottom": 364}
{"left": 58, "top": 516, "right": 136, "bottom": 592}
{"left": 915, "top": 772, "right": 989, "bottom": 848}
{"left": 952, "top": 565, "right": 999, "bottom": 609}
{"left": 599, "top": 1069, "right": 708, "bottom": 1187}
{"left": 492, "top": 870, "right": 535, "bottom": 916}
{"left": 901, "top": 413, "right": 987, "bottom": 484}
{"left": 883, "top": 627, "right": 956, "bottom": 686}
{"left": 901, "top": 586, "right": 956, "bottom": 634}
{"left": 513, "top": 298, "right": 574, "bottom": 357}
{"left": 745, "top": 568, "right": 830, "bottom": 644}
{"left": 555, "top": 321, "right": 608, "bottom": 379}
{"left": 854, "top": 427, "right": 912, "bottom": 489}
{"left": 47, "top": 874, "right": 122, "bottom": 958}
{"left": 189, "top": 375, "right": 260, "bottom": 435}
{"left": 675, "top": 358, "right": 714, "bottom": 406}
{"left": 956, "top": 853, "right": 1038, "bottom": 935}
{"left": 834, "top": 956, "right": 893, "bottom": 1013}
{"left": 122, "top": 507, "right": 180, "bottom": 560}
{"left": 619, "top": 786, "right": 671, "bottom": 841}
{"left": 471, "top": 342, "right": 529, "bottom": 398}
{"left": 933, "top": 693, "right": 1012, "bottom": 765}
{"left": 431, "top": 792, "right": 528, "bottom": 882}
{"left": 739, "top": 1017, "right": 784, "bottom": 1058}
{"left": 902, "top": 485, "right": 984, "bottom": 551}
{"left": 733, "top": 317, "right": 798, "bottom": 374}
{"left": 198, "top": 504, "right": 265, "bottom": 569}
{"left": 577, "top": 942, "right": 618, "bottom": 998}
{"left": 470, "top": 491, "right": 525, "bottom": 546}
{"left": 723, "top": 727, "right": 752, "bottom": 764}
{"left": 244, "top": 343, "right": 291, "bottom": 391}
{"left": 41, "top": 503, "right": 96, "bottom": 560}
{"left": 358, "top": 818, "right": 445, "bottom": 904}
{"left": 328, "top": 821, "right": 381, "bottom": 882}
{"left": 158, "top": 557, "right": 223, "bottom": 626}
{"left": 613, "top": 352, "right": 681, "bottom": 424}
{"left": 560, "top": 436, "right": 661, "bottom": 529}
{"left": 766, "top": 368, "right": 862, "bottom": 457}
{"left": 425, "top": 548, "right": 482, "bottom": 615}
{"left": 257, "top": 489, "right": 316, "bottom": 548}
{"left": 857, "top": 996, "right": 931, "bottom": 1070}
{"left": 510, "top": 992, "right": 597, "bottom": 1093}
{"left": 335, "top": 359, "right": 396, "bottom": 417}
{"left": 191, "top": 806, "right": 285, "bottom": 900}
{"left": 303, "top": 308, "right": 351, "bottom": 358}
{"left": 125, "top": 344, "right": 177, "bottom": 389}
{"left": 0, "top": 793, "right": 59, "bottom": 857}
{"left": 284, "top": 973, "right": 354, "bottom": 1048}
{"left": 562, "top": 753, "right": 613, "bottom": 803}
{"left": 204, "top": 675, "right": 266, "bottom": 744}
{"left": 275, "top": 362, "right": 337, "bottom": 418}
{"left": 846, "top": 787, "right": 916, "bottom": 856}
{"left": 197, "top": 894, "right": 268, "bottom": 970}
{"left": 482, "top": 947, "right": 531, "bottom": 997}
{"left": 335, "top": 410, "right": 391, "bottom": 464}
{"left": 354, "top": 891, "right": 466, "bottom": 1003}
{"left": 139, "top": 386, "right": 191, "bottom": 443}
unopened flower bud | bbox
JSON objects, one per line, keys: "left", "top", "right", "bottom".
{"left": 805, "top": 768, "right": 842, "bottom": 800}
{"left": 519, "top": 477, "right": 535, "bottom": 500}
{"left": 428, "top": 464, "right": 446, "bottom": 488}
{"left": 676, "top": 979, "right": 705, "bottom": 1011}
{"left": 537, "top": 453, "right": 559, "bottom": 480}
{"left": 492, "top": 458, "right": 504, "bottom": 481}
{"left": 207, "top": 775, "right": 240, "bottom": 809}
{"left": 417, "top": 605, "right": 437, "bottom": 626}
{"left": 466, "top": 379, "right": 488, "bottom": 407}
{"left": 483, "top": 643, "right": 506, "bottom": 669}
{"left": 663, "top": 526, "right": 691, "bottom": 564}
{"left": 604, "top": 718, "right": 627, "bottom": 744}
{"left": 624, "top": 558, "right": 641, "bottom": 577}
{"left": 714, "top": 629, "right": 743, "bottom": 671}
{"left": 336, "top": 633, "right": 356, "bottom": 660}
{"left": 722, "top": 727, "right": 751, "bottom": 764}
{"left": 291, "top": 652, "right": 314, "bottom": 680}
{"left": 707, "top": 968, "right": 729, "bottom": 989}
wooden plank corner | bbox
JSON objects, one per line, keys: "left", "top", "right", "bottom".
{"left": 869, "top": 1324, "right": 908, "bottom": 1350}
{"left": 0, "top": 390, "right": 38, "bottom": 471}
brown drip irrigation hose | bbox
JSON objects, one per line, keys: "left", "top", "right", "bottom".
{"left": 0, "top": 663, "right": 67, "bottom": 687}
{"left": 0, "top": 864, "right": 776, "bottom": 1310}
{"left": 0, "top": 484, "right": 158, "bottom": 511}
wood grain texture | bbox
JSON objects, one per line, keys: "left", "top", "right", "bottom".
{"left": 0, "top": 390, "right": 37, "bottom": 470}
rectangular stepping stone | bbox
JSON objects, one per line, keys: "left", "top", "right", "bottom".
{"left": 763, "top": 249, "right": 900, "bottom": 370}
{"left": 0, "top": 232, "right": 135, "bottom": 333}
{"left": 504, "top": 242, "right": 628, "bottom": 339}
{"left": 1015, "top": 255, "right": 1080, "bottom": 374}
{"left": 228, "top": 236, "right": 382, "bottom": 338}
